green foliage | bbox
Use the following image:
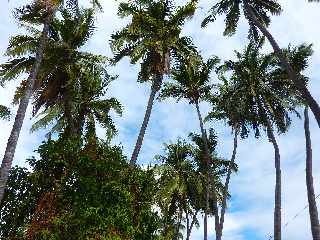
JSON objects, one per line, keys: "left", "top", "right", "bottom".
{"left": 111, "top": 0, "right": 198, "bottom": 83}
{"left": 211, "top": 39, "right": 310, "bottom": 138}
{"left": 155, "top": 131, "right": 236, "bottom": 239}
{"left": 202, "top": 0, "right": 282, "bottom": 40}
{"left": 0, "top": 138, "right": 161, "bottom": 239}
{"left": 0, "top": 105, "right": 10, "bottom": 120}
{"left": 159, "top": 53, "right": 219, "bottom": 104}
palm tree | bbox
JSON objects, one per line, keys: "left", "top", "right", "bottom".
{"left": 205, "top": 80, "right": 252, "bottom": 240}
{"left": 25, "top": 9, "right": 122, "bottom": 141}
{"left": 219, "top": 39, "right": 311, "bottom": 240}
{"left": 110, "top": 0, "right": 197, "bottom": 166}
{"left": 0, "top": 0, "right": 60, "bottom": 203}
{"left": 156, "top": 139, "right": 202, "bottom": 240}
{"left": 189, "top": 129, "right": 235, "bottom": 240}
{"left": 201, "top": 0, "right": 320, "bottom": 128}
{"left": 159, "top": 54, "right": 219, "bottom": 239}
{"left": 0, "top": 4, "right": 102, "bottom": 202}
{"left": 304, "top": 106, "right": 320, "bottom": 240}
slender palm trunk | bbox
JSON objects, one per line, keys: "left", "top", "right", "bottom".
{"left": 0, "top": 11, "right": 55, "bottom": 203}
{"left": 186, "top": 211, "right": 198, "bottom": 240}
{"left": 195, "top": 102, "right": 210, "bottom": 240}
{"left": 216, "top": 129, "right": 239, "bottom": 240}
{"left": 176, "top": 207, "right": 183, "bottom": 238}
{"left": 195, "top": 102, "right": 220, "bottom": 239}
{"left": 265, "top": 119, "right": 281, "bottom": 240}
{"left": 130, "top": 74, "right": 163, "bottom": 166}
{"left": 304, "top": 107, "right": 320, "bottom": 240}
{"left": 243, "top": 0, "right": 320, "bottom": 128}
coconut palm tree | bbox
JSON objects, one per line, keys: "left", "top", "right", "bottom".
{"left": 159, "top": 54, "right": 219, "bottom": 239}
{"left": 189, "top": 129, "right": 236, "bottom": 240}
{"left": 30, "top": 67, "right": 122, "bottom": 143}
{"left": 156, "top": 139, "right": 202, "bottom": 240}
{"left": 0, "top": 0, "right": 60, "bottom": 203}
{"left": 205, "top": 80, "right": 253, "bottom": 240}
{"left": 0, "top": 4, "right": 102, "bottom": 202}
{"left": 201, "top": 0, "right": 320, "bottom": 128}
{"left": 110, "top": 0, "right": 197, "bottom": 166}
{"left": 25, "top": 9, "right": 122, "bottom": 141}
{"left": 219, "top": 39, "right": 311, "bottom": 240}
{"left": 304, "top": 106, "right": 320, "bottom": 240}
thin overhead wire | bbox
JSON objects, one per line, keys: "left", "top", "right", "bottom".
{"left": 265, "top": 193, "right": 320, "bottom": 239}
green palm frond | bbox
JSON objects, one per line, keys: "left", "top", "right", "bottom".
{"left": 202, "top": 0, "right": 282, "bottom": 40}
{"left": 159, "top": 53, "right": 219, "bottom": 104}
{"left": 111, "top": 0, "right": 197, "bottom": 83}
{"left": 212, "top": 38, "right": 310, "bottom": 137}
{"left": 0, "top": 105, "right": 11, "bottom": 120}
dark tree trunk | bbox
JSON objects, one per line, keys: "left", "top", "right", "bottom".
{"left": 195, "top": 102, "right": 220, "bottom": 239}
{"left": 0, "top": 11, "right": 55, "bottom": 203}
{"left": 266, "top": 119, "right": 281, "bottom": 240}
{"left": 130, "top": 74, "right": 163, "bottom": 166}
{"left": 186, "top": 211, "right": 199, "bottom": 240}
{"left": 195, "top": 102, "right": 210, "bottom": 240}
{"left": 216, "top": 129, "right": 239, "bottom": 240}
{"left": 244, "top": 0, "right": 320, "bottom": 128}
{"left": 304, "top": 107, "right": 320, "bottom": 240}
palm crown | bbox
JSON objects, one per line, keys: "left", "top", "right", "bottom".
{"left": 217, "top": 39, "right": 312, "bottom": 137}
{"left": 202, "top": 0, "right": 282, "bottom": 40}
{"left": 1, "top": 9, "right": 122, "bottom": 139}
{"left": 159, "top": 54, "right": 220, "bottom": 104}
{"left": 111, "top": 0, "right": 198, "bottom": 83}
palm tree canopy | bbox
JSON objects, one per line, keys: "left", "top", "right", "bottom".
{"left": 155, "top": 139, "right": 202, "bottom": 237}
{"left": 110, "top": 0, "right": 198, "bottom": 83}
{"left": 0, "top": 8, "right": 122, "bottom": 139}
{"left": 159, "top": 54, "right": 220, "bottom": 104}
{"left": 215, "top": 39, "right": 312, "bottom": 137}
{"left": 202, "top": 0, "right": 282, "bottom": 40}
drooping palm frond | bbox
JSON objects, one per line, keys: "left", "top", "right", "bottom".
{"left": 213, "top": 39, "right": 310, "bottom": 138}
{"left": 111, "top": 0, "right": 198, "bottom": 82}
{"left": 159, "top": 53, "right": 219, "bottom": 104}
{"left": 202, "top": 0, "right": 282, "bottom": 40}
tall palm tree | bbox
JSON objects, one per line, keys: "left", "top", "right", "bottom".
{"left": 304, "top": 106, "right": 320, "bottom": 240}
{"left": 159, "top": 54, "right": 219, "bottom": 239}
{"left": 156, "top": 139, "right": 202, "bottom": 240}
{"left": 26, "top": 9, "right": 122, "bottom": 140}
{"left": 110, "top": 0, "right": 197, "bottom": 166}
{"left": 189, "top": 129, "right": 235, "bottom": 240}
{"left": 205, "top": 79, "right": 253, "bottom": 240}
{"left": 220, "top": 39, "right": 311, "bottom": 240}
{"left": 0, "top": 0, "right": 60, "bottom": 203}
{"left": 0, "top": 4, "right": 101, "bottom": 202}
{"left": 201, "top": 0, "right": 320, "bottom": 128}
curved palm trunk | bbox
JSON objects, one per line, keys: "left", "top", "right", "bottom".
{"left": 0, "top": 11, "right": 55, "bottom": 203}
{"left": 216, "top": 129, "right": 239, "bottom": 240}
{"left": 130, "top": 74, "right": 163, "bottom": 166}
{"left": 244, "top": 0, "right": 320, "bottom": 128}
{"left": 266, "top": 119, "right": 281, "bottom": 240}
{"left": 304, "top": 107, "right": 320, "bottom": 240}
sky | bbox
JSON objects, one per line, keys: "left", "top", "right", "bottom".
{"left": 0, "top": 0, "right": 320, "bottom": 239}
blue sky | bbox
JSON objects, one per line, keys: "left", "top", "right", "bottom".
{"left": 1, "top": 0, "right": 320, "bottom": 239}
